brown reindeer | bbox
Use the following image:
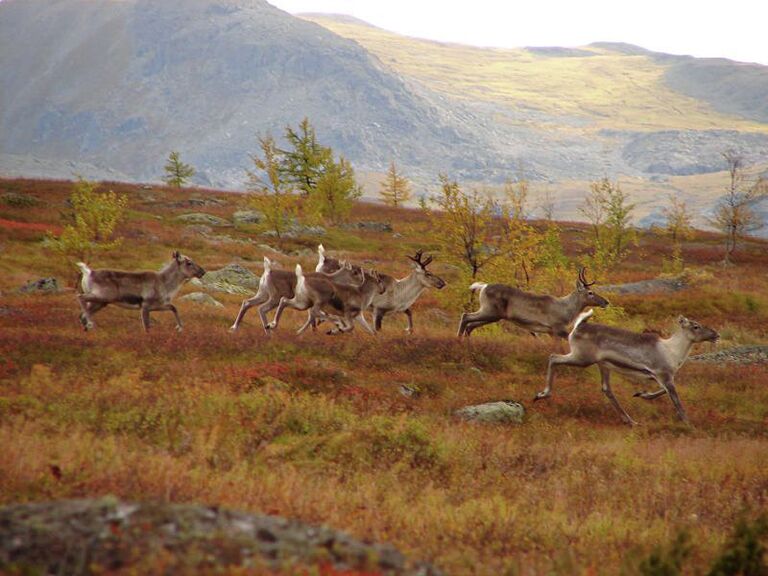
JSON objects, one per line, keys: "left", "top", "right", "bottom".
{"left": 267, "top": 264, "right": 386, "bottom": 335}
{"left": 537, "top": 310, "right": 719, "bottom": 425}
{"left": 229, "top": 257, "right": 363, "bottom": 333}
{"left": 76, "top": 251, "right": 206, "bottom": 332}
{"left": 457, "top": 267, "right": 609, "bottom": 339}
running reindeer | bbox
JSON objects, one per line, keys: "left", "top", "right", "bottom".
{"left": 229, "top": 257, "right": 363, "bottom": 333}
{"left": 267, "top": 263, "right": 386, "bottom": 335}
{"left": 76, "top": 251, "right": 206, "bottom": 332}
{"left": 316, "top": 245, "right": 446, "bottom": 334}
{"left": 457, "top": 267, "right": 609, "bottom": 338}
{"left": 537, "top": 310, "right": 719, "bottom": 425}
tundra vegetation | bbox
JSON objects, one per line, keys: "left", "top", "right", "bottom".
{"left": 1, "top": 177, "right": 767, "bottom": 575}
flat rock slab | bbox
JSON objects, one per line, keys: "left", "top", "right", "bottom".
{"left": 691, "top": 345, "right": 768, "bottom": 365}
{"left": 0, "top": 498, "right": 443, "bottom": 575}
{"left": 602, "top": 276, "right": 688, "bottom": 295}
{"left": 179, "top": 292, "right": 224, "bottom": 307}
{"left": 175, "top": 213, "right": 232, "bottom": 227}
{"left": 455, "top": 401, "right": 525, "bottom": 424}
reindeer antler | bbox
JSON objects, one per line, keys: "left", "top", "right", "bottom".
{"left": 579, "top": 267, "right": 596, "bottom": 287}
{"left": 407, "top": 250, "right": 434, "bottom": 268}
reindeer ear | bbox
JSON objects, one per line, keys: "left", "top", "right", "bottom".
{"left": 173, "top": 251, "right": 180, "bottom": 261}
{"left": 678, "top": 315, "right": 689, "bottom": 326}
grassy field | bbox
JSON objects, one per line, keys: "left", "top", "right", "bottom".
{"left": 1, "top": 178, "right": 767, "bottom": 575}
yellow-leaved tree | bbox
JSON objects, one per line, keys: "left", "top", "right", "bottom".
{"left": 424, "top": 174, "right": 561, "bottom": 310}
{"left": 48, "top": 178, "right": 128, "bottom": 265}
{"left": 246, "top": 134, "right": 297, "bottom": 242}
{"left": 379, "top": 160, "right": 412, "bottom": 207}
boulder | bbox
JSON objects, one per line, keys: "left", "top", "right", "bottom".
{"left": 0, "top": 498, "right": 443, "bottom": 576}
{"left": 175, "top": 213, "right": 231, "bottom": 227}
{"left": 197, "top": 263, "right": 260, "bottom": 294}
{"left": 455, "top": 401, "right": 525, "bottom": 424}
{"left": 232, "top": 209, "right": 264, "bottom": 225}
{"left": 179, "top": 292, "right": 224, "bottom": 308}
{"left": 19, "top": 277, "right": 58, "bottom": 294}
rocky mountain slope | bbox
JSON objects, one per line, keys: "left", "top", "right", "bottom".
{"left": 1, "top": 1, "right": 767, "bottom": 189}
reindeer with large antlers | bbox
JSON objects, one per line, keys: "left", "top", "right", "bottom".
{"left": 369, "top": 250, "right": 446, "bottom": 334}
{"left": 457, "top": 267, "right": 609, "bottom": 338}
{"left": 536, "top": 309, "right": 719, "bottom": 425}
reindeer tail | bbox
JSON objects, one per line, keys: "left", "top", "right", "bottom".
{"left": 76, "top": 262, "right": 91, "bottom": 293}
{"left": 295, "top": 264, "right": 305, "bottom": 294}
{"left": 316, "top": 244, "right": 326, "bottom": 272}
{"left": 469, "top": 282, "right": 488, "bottom": 297}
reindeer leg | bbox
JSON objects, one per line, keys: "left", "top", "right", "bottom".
{"left": 257, "top": 298, "right": 280, "bottom": 335}
{"left": 155, "top": 303, "right": 183, "bottom": 332}
{"left": 535, "top": 351, "right": 592, "bottom": 401}
{"left": 355, "top": 312, "right": 377, "bottom": 336}
{"left": 141, "top": 305, "right": 151, "bottom": 332}
{"left": 633, "top": 388, "right": 668, "bottom": 400}
{"left": 77, "top": 294, "right": 111, "bottom": 331}
{"left": 373, "top": 308, "right": 385, "bottom": 332}
{"left": 404, "top": 308, "right": 414, "bottom": 334}
{"left": 463, "top": 315, "right": 501, "bottom": 336}
{"left": 268, "top": 294, "right": 312, "bottom": 331}
{"left": 659, "top": 374, "right": 690, "bottom": 425}
{"left": 230, "top": 291, "right": 269, "bottom": 332}
{"left": 599, "top": 365, "right": 638, "bottom": 426}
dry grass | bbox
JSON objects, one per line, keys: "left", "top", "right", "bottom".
{"left": 1, "top": 178, "right": 767, "bottom": 575}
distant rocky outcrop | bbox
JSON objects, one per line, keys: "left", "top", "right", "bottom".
{"left": 0, "top": 498, "right": 443, "bottom": 575}
{"left": 19, "top": 277, "right": 59, "bottom": 294}
{"left": 194, "top": 263, "right": 260, "bottom": 294}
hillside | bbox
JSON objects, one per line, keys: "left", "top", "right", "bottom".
{"left": 2, "top": 1, "right": 768, "bottom": 191}
{"left": 1, "top": 177, "right": 768, "bottom": 574}
{"left": 0, "top": 0, "right": 506, "bottom": 186}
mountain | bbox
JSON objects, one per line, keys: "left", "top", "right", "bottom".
{"left": 1, "top": 1, "right": 767, "bottom": 190}
{"left": 0, "top": 0, "right": 512, "bottom": 187}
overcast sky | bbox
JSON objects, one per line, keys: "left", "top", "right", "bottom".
{"left": 269, "top": 0, "right": 768, "bottom": 65}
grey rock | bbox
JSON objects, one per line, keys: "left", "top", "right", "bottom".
{"left": 232, "top": 209, "right": 264, "bottom": 225}
{"left": 691, "top": 345, "right": 768, "bottom": 365}
{"left": 343, "top": 221, "right": 393, "bottom": 233}
{"left": 179, "top": 292, "right": 224, "bottom": 308}
{"left": 0, "top": 498, "right": 443, "bottom": 576}
{"left": 602, "top": 276, "right": 688, "bottom": 295}
{"left": 175, "top": 213, "right": 232, "bottom": 227}
{"left": 19, "top": 277, "right": 58, "bottom": 294}
{"left": 198, "top": 263, "right": 259, "bottom": 294}
{"left": 455, "top": 401, "right": 525, "bottom": 424}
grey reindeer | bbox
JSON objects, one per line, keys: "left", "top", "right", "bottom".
{"left": 76, "top": 251, "right": 206, "bottom": 332}
{"left": 537, "top": 309, "right": 719, "bottom": 425}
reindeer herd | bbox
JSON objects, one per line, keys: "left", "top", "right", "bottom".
{"left": 74, "top": 246, "right": 719, "bottom": 426}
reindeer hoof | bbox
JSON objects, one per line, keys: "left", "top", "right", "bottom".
{"left": 533, "top": 392, "right": 549, "bottom": 402}
{"left": 633, "top": 391, "right": 644, "bottom": 398}
{"left": 175, "top": 326, "right": 184, "bottom": 333}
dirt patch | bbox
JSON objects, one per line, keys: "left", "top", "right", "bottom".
{"left": 0, "top": 498, "right": 443, "bottom": 575}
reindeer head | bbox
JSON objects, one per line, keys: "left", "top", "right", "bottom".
{"left": 407, "top": 250, "right": 446, "bottom": 290}
{"left": 173, "top": 251, "right": 206, "bottom": 278}
{"left": 316, "top": 244, "right": 343, "bottom": 274}
{"left": 575, "top": 267, "right": 608, "bottom": 308}
{"left": 339, "top": 260, "right": 365, "bottom": 287}
{"left": 678, "top": 316, "right": 719, "bottom": 343}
